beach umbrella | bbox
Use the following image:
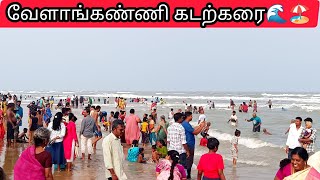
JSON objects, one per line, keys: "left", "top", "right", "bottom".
{"left": 291, "top": 4, "right": 308, "bottom": 19}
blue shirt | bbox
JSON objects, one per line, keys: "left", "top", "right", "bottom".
{"left": 17, "top": 106, "right": 23, "bottom": 126}
{"left": 182, "top": 120, "right": 195, "bottom": 148}
{"left": 127, "top": 147, "right": 139, "bottom": 162}
{"left": 250, "top": 117, "right": 262, "bottom": 125}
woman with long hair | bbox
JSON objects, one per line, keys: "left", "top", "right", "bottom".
{"left": 14, "top": 127, "right": 53, "bottom": 179}
{"left": 47, "top": 112, "right": 66, "bottom": 171}
{"left": 63, "top": 113, "right": 79, "bottom": 171}
{"left": 156, "top": 150, "right": 187, "bottom": 180}
{"left": 274, "top": 147, "right": 319, "bottom": 180}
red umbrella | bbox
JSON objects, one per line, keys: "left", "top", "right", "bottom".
{"left": 291, "top": 4, "right": 308, "bottom": 18}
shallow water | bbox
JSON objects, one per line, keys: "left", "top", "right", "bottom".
{"left": 1, "top": 91, "right": 319, "bottom": 179}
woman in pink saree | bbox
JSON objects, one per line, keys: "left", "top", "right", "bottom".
{"left": 14, "top": 127, "right": 53, "bottom": 180}
{"left": 63, "top": 113, "right": 79, "bottom": 171}
{"left": 125, "top": 109, "right": 141, "bottom": 145}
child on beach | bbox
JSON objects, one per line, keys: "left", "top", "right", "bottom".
{"left": 17, "top": 128, "right": 28, "bottom": 143}
{"left": 263, "top": 128, "right": 272, "bottom": 135}
{"left": 200, "top": 133, "right": 209, "bottom": 147}
{"left": 231, "top": 129, "right": 241, "bottom": 167}
{"left": 301, "top": 121, "right": 313, "bottom": 149}
{"left": 138, "top": 148, "right": 147, "bottom": 163}
{"left": 152, "top": 145, "right": 160, "bottom": 163}
{"left": 141, "top": 117, "right": 149, "bottom": 147}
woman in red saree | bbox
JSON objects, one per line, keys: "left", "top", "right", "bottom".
{"left": 14, "top": 127, "right": 53, "bottom": 180}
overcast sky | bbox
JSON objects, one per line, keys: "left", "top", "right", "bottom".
{"left": 0, "top": 25, "right": 319, "bottom": 92}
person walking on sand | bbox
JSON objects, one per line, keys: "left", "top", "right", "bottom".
{"left": 80, "top": 108, "right": 95, "bottom": 160}
{"left": 103, "top": 120, "right": 127, "bottom": 180}
{"left": 245, "top": 113, "right": 262, "bottom": 132}
{"left": 124, "top": 109, "right": 141, "bottom": 145}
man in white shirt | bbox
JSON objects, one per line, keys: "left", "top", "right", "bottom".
{"left": 286, "top": 117, "right": 303, "bottom": 159}
{"left": 168, "top": 108, "right": 174, "bottom": 125}
{"left": 102, "top": 120, "right": 127, "bottom": 180}
{"left": 8, "top": 95, "right": 14, "bottom": 104}
{"left": 198, "top": 108, "right": 206, "bottom": 124}
{"left": 167, "top": 113, "right": 190, "bottom": 169}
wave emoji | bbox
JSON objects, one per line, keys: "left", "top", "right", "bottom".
{"left": 267, "top": 4, "right": 286, "bottom": 24}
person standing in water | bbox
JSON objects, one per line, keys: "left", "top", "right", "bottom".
{"left": 182, "top": 112, "right": 206, "bottom": 179}
{"left": 246, "top": 113, "right": 262, "bottom": 132}
{"left": 253, "top": 100, "right": 258, "bottom": 112}
{"left": 267, "top": 99, "right": 272, "bottom": 109}
{"left": 248, "top": 100, "right": 252, "bottom": 107}
{"left": 228, "top": 111, "right": 238, "bottom": 126}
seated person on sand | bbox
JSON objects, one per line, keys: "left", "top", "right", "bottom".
{"left": 156, "top": 140, "right": 168, "bottom": 159}
{"left": 138, "top": 148, "right": 147, "bottom": 163}
{"left": 263, "top": 128, "right": 272, "bottom": 135}
{"left": 16, "top": 128, "right": 28, "bottom": 143}
{"left": 127, "top": 140, "right": 140, "bottom": 162}
{"left": 152, "top": 145, "right": 160, "bottom": 163}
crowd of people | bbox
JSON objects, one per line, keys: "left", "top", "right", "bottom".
{"left": 0, "top": 92, "right": 319, "bottom": 180}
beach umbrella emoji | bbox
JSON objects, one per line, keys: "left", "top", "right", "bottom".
{"left": 291, "top": 4, "right": 308, "bottom": 19}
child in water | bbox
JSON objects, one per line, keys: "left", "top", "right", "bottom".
{"left": 301, "top": 121, "right": 313, "bottom": 149}
{"left": 231, "top": 129, "right": 241, "bottom": 167}
{"left": 200, "top": 133, "right": 209, "bottom": 147}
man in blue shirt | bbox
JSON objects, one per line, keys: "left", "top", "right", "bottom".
{"left": 16, "top": 100, "right": 23, "bottom": 127}
{"left": 246, "top": 113, "right": 262, "bottom": 132}
{"left": 182, "top": 112, "right": 206, "bottom": 179}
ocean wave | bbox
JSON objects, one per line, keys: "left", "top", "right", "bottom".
{"left": 116, "top": 92, "right": 132, "bottom": 94}
{"left": 62, "top": 92, "right": 75, "bottom": 94}
{"left": 194, "top": 149, "right": 269, "bottom": 167}
{"left": 27, "top": 91, "right": 41, "bottom": 94}
{"left": 155, "top": 93, "right": 163, "bottom": 95}
{"left": 261, "top": 93, "right": 308, "bottom": 97}
{"left": 224, "top": 157, "right": 269, "bottom": 166}
{"left": 207, "top": 130, "right": 282, "bottom": 149}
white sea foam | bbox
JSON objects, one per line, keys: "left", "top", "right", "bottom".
{"left": 194, "top": 149, "right": 269, "bottom": 166}
{"left": 261, "top": 93, "right": 308, "bottom": 97}
{"left": 207, "top": 129, "right": 282, "bottom": 149}
{"left": 62, "top": 92, "right": 75, "bottom": 94}
{"left": 223, "top": 157, "right": 269, "bottom": 166}
{"left": 116, "top": 92, "right": 132, "bottom": 94}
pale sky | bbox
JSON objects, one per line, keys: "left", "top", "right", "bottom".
{"left": 0, "top": 25, "right": 319, "bottom": 92}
